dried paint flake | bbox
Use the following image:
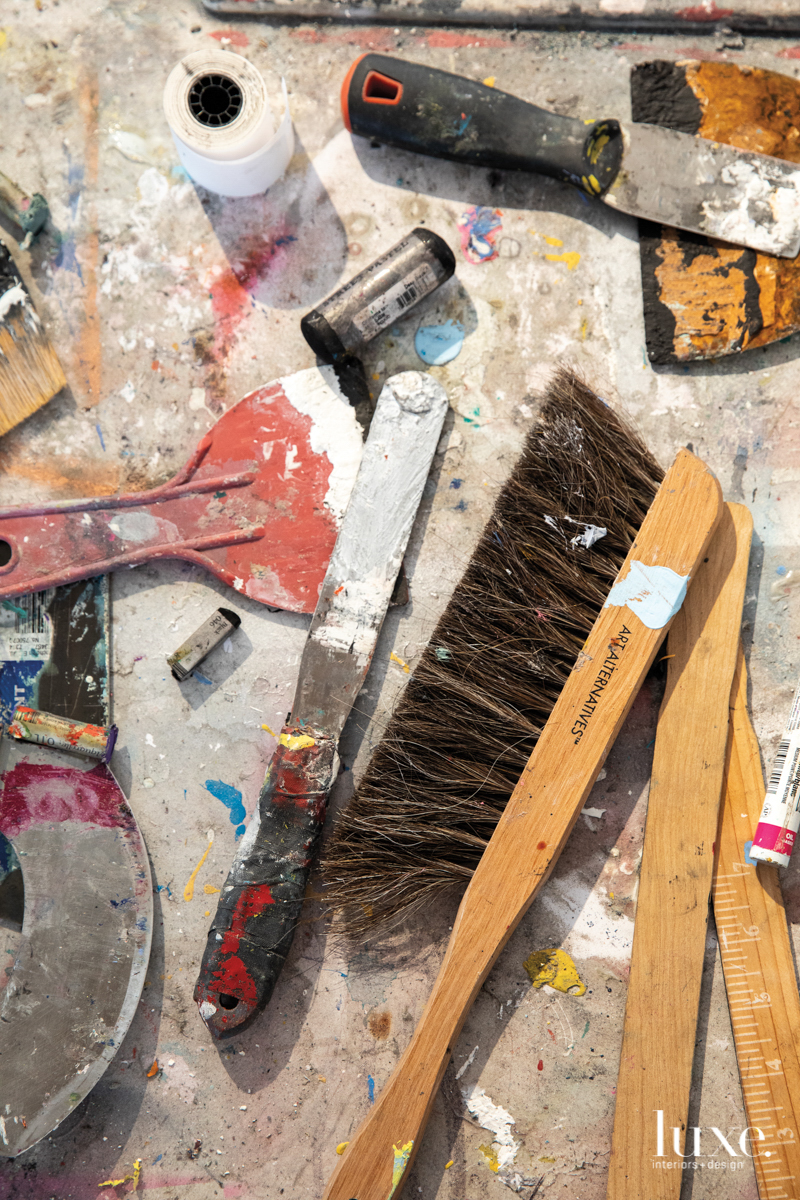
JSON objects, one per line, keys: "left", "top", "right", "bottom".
{"left": 462, "top": 1086, "right": 519, "bottom": 1170}
{"left": 458, "top": 207, "right": 503, "bottom": 264}
{"left": 524, "top": 948, "right": 587, "bottom": 996}
{"left": 335, "top": 1141, "right": 350, "bottom": 1155}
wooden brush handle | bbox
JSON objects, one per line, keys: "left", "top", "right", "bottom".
{"left": 322, "top": 448, "right": 722, "bottom": 1200}
{"left": 606, "top": 502, "right": 753, "bottom": 1200}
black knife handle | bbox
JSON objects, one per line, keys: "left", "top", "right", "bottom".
{"left": 342, "top": 53, "right": 623, "bottom": 198}
{"left": 194, "top": 728, "right": 338, "bottom": 1038}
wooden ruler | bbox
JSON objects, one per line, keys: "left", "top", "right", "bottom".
{"left": 607, "top": 502, "right": 752, "bottom": 1200}
{"left": 713, "top": 645, "right": 800, "bottom": 1199}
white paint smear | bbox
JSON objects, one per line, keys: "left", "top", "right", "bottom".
{"left": 462, "top": 1085, "right": 520, "bottom": 1169}
{"left": 571, "top": 524, "right": 607, "bottom": 549}
{"left": 702, "top": 159, "right": 800, "bottom": 256}
{"left": 0, "top": 284, "right": 32, "bottom": 322}
{"left": 539, "top": 869, "right": 634, "bottom": 962}
{"left": 281, "top": 366, "right": 362, "bottom": 521}
{"left": 603, "top": 560, "right": 688, "bottom": 629}
{"left": 581, "top": 807, "right": 606, "bottom": 819}
{"left": 455, "top": 1045, "right": 479, "bottom": 1080}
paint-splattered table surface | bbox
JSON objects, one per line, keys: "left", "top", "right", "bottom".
{"left": 3, "top": 5, "right": 800, "bottom": 1199}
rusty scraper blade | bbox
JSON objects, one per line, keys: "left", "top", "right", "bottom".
{"left": 634, "top": 60, "right": 800, "bottom": 364}
{"left": 0, "top": 365, "right": 363, "bottom": 613}
{"left": 0, "top": 750, "right": 152, "bottom": 1156}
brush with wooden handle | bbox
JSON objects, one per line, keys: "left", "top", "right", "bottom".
{"left": 607, "top": 501, "right": 752, "bottom": 1200}
{"left": 322, "top": 444, "right": 722, "bottom": 1200}
{"left": 0, "top": 238, "right": 65, "bottom": 436}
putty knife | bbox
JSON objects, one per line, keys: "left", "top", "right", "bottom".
{"left": 342, "top": 54, "right": 800, "bottom": 258}
{"left": 0, "top": 365, "right": 362, "bottom": 614}
{"left": 194, "top": 371, "right": 448, "bottom": 1037}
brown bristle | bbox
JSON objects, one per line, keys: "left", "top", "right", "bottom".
{"left": 322, "top": 368, "right": 664, "bottom": 936}
{"left": 0, "top": 241, "right": 66, "bottom": 436}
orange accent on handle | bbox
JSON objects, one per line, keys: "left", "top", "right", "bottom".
{"left": 362, "top": 70, "right": 403, "bottom": 105}
{"left": 340, "top": 53, "right": 368, "bottom": 132}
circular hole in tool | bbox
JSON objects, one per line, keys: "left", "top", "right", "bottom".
{"left": 218, "top": 993, "right": 240, "bottom": 1010}
{"left": 189, "top": 74, "right": 243, "bottom": 127}
{"left": 0, "top": 540, "right": 13, "bottom": 568}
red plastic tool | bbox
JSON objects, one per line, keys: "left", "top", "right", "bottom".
{"left": 0, "top": 370, "right": 361, "bottom": 613}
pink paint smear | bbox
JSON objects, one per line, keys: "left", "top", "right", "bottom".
{"left": 0, "top": 762, "right": 133, "bottom": 838}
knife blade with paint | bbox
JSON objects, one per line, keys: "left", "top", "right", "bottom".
{"left": 194, "top": 371, "right": 448, "bottom": 1036}
{"left": 342, "top": 54, "right": 800, "bottom": 258}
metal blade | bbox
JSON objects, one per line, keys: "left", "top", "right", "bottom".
{"left": 290, "top": 371, "right": 448, "bottom": 739}
{"left": 603, "top": 123, "right": 800, "bottom": 258}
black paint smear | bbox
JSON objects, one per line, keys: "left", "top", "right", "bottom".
{"left": 37, "top": 577, "right": 110, "bottom": 726}
{"left": 630, "top": 62, "right": 702, "bottom": 134}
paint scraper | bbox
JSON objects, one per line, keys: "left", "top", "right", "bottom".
{"left": 194, "top": 370, "right": 448, "bottom": 1036}
{"left": 342, "top": 54, "right": 800, "bottom": 258}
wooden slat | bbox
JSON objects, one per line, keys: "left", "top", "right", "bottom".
{"left": 322, "top": 449, "right": 722, "bottom": 1200}
{"left": 714, "top": 646, "right": 800, "bottom": 1200}
{"left": 607, "top": 502, "right": 753, "bottom": 1200}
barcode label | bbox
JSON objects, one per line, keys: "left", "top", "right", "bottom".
{"left": 0, "top": 590, "right": 55, "bottom": 662}
{"left": 768, "top": 739, "right": 791, "bottom": 793}
{"left": 352, "top": 264, "right": 438, "bottom": 340}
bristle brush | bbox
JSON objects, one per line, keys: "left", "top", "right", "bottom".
{"left": 321, "top": 370, "right": 723, "bottom": 1200}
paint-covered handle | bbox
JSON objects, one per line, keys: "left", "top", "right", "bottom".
{"left": 342, "top": 53, "right": 623, "bottom": 197}
{"left": 194, "top": 729, "right": 338, "bottom": 1038}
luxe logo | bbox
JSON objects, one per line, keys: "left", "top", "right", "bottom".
{"left": 655, "top": 1110, "right": 765, "bottom": 1159}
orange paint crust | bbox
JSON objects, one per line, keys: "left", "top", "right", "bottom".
{"left": 75, "top": 71, "right": 102, "bottom": 408}
{"left": 654, "top": 62, "right": 800, "bottom": 361}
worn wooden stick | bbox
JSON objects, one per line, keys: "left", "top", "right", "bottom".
{"left": 714, "top": 646, "right": 800, "bottom": 1200}
{"left": 322, "top": 448, "right": 722, "bottom": 1200}
{"left": 606, "top": 502, "right": 752, "bottom": 1200}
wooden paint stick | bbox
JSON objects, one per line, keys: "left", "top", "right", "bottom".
{"left": 714, "top": 646, "right": 800, "bottom": 1200}
{"left": 607, "top": 502, "right": 753, "bottom": 1200}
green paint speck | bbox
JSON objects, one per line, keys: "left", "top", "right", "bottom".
{"left": 214, "top": 491, "right": 227, "bottom": 499}
{"left": 582, "top": 1020, "right": 590, "bottom": 1038}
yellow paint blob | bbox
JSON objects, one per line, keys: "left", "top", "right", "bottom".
{"left": 184, "top": 833, "right": 214, "bottom": 902}
{"left": 483, "top": 76, "right": 496, "bottom": 87}
{"left": 580, "top": 318, "right": 588, "bottom": 341}
{"left": 279, "top": 732, "right": 317, "bottom": 751}
{"left": 390, "top": 651, "right": 410, "bottom": 673}
{"left": 445, "top": 1160, "right": 454, "bottom": 1169}
{"left": 539, "top": 1155, "right": 556, "bottom": 1163}
{"left": 388, "top": 1141, "right": 414, "bottom": 1197}
{"left": 336, "top": 1141, "right": 350, "bottom": 1155}
{"left": 261, "top": 722, "right": 276, "bottom": 736}
{"left": 543, "top": 235, "right": 563, "bottom": 247}
{"left": 0, "top": 30, "right": 7, "bottom": 49}
{"left": 545, "top": 252, "right": 581, "bottom": 271}
{"left": 523, "top": 948, "right": 587, "bottom": 996}
{"left": 479, "top": 1143, "right": 500, "bottom": 1172}
{"left": 133, "top": 1159, "right": 142, "bottom": 1191}
{"left": 203, "top": 883, "right": 220, "bottom": 894}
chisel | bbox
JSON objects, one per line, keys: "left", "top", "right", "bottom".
{"left": 342, "top": 54, "right": 800, "bottom": 258}
{"left": 194, "top": 371, "right": 448, "bottom": 1037}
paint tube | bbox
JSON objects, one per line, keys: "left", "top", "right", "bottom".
{"left": 7, "top": 706, "right": 117, "bottom": 762}
{"left": 163, "top": 49, "right": 293, "bottom": 198}
{"left": 300, "top": 228, "right": 455, "bottom": 362}
{"left": 750, "top": 675, "right": 800, "bottom": 866}
{"left": 167, "top": 607, "right": 241, "bottom": 682}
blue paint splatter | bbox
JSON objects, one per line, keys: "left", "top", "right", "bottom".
{"left": 454, "top": 499, "right": 468, "bottom": 512}
{"left": 96, "top": 423, "right": 106, "bottom": 451}
{"left": 744, "top": 840, "right": 757, "bottom": 865}
{"left": 156, "top": 882, "right": 173, "bottom": 898}
{"left": 2, "top": 599, "right": 27, "bottom": 618}
{"left": 454, "top": 113, "right": 472, "bottom": 136}
{"left": 205, "top": 779, "right": 247, "bottom": 837}
{"left": 368, "top": 1075, "right": 375, "bottom": 1103}
{"left": 193, "top": 671, "right": 213, "bottom": 685}
{"left": 778, "top": 566, "right": 788, "bottom": 576}
{"left": 458, "top": 206, "right": 502, "bottom": 263}
{"left": 450, "top": 479, "right": 463, "bottom": 489}
{"left": 415, "top": 319, "right": 465, "bottom": 366}
{"left": 152, "top": 1154, "right": 163, "bottom": 1165}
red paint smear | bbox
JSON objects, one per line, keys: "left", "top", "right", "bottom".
{"left": 208, "top": 231, "right": 297, "bottom": 365}
{"left": 290, "top": 27, "right": 398, "bottom": 51}
{"left": 208, "top": 883, "right": 275, "bottom": 1007}
{"left": 538, "top": 1059, "right": 544, "bottom": 1070}
{"left": 0, "top": 762, "right": 132, "bottom": 838}
{"left": 614, "top": 43, "right": 651, "bottom": 51}
{"left": 547, "top": 1027, "right": 556, "bottom": 1041}
{"left": 422, "top": 31, "right": 508, "bottom": 48}
{"left": 209, "top": 28, "right": 250, "bottom": 47}
{"left": 676, "top": 0, "right": 733, "bottom": 16}
{"left": 778, "top": 46, "right": 800, "bottom": 58}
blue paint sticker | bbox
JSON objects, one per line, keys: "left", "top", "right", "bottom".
{"left": 415, "top": 319, "right": 465, "bottom": 366}
{"left": 603, "top": 561, "right": 689, "bottom": 630}
{"left": 368, "top": 1075, "right": 375, "bottom": 1103}
{"left": 744, "top": 840, "right": 757, "bottom": 865}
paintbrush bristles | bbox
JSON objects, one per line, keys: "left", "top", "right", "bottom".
{"left": 322, "top": 369, "right": 664, "bottom": 936}
{"left": 0, "top": 310, "right": 66, "bottom": 435}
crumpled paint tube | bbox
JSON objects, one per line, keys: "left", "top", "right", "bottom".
{"left": 7, "top": 705, "right": 117, "bottom": 763}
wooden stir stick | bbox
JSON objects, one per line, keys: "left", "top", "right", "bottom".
{"left": 606, "top": 502, "right": 752, "bottom": 1200}
{"left": 714, "top": 646, "right": 800, "bottom": 1200}
{"left": 322, "top": 448, "right": 722, "bottom": 1200}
